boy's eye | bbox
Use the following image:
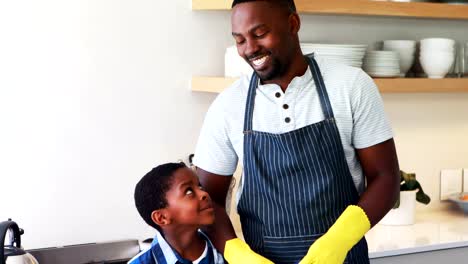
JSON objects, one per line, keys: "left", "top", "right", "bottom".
{"left": 185, "top": 188, "right": 194, "bottom": 195}
{"left": 198, "top": 185, "right": 204, "bottom": 190}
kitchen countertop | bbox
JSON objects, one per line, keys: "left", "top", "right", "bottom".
{"left": 366, "top": 208, "right": 468, "bottom": 258}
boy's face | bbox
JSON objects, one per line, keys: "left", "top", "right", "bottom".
{"left": 162, "top": 167, "right": 215, "bottom": 228}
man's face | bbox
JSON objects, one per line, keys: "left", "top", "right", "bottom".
{"left": 231, "top": 1, "right": 296, "bottom": 81}
{"left": 164, "top": 168, "right": 215, "bottom": 227}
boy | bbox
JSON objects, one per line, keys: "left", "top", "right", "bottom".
{"left": 129, "top": 162, "right": 224, "bottom": 264}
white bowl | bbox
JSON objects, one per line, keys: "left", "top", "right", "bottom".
{"left": 367, "top": 50, "right": 399, "bottom": 55}
{"left": 383, "top": 48, "right": 415, "bottom": 57}
{"left": 420, "top": 38, "right": 456, "bottom": 46}
{"left": 383, "top": 40, "right": 416, "bottom": 50}
{"left": 420, "top": 46, "right": 455, "bottom": 53}
{"left": 399, "top": 58, "right": 415, "bottom": 76}
{"left": 420, "top": 50, "right": 455, "bottom": 58}
{"left": 420, "top": 38, "right": 456, "bottom": 52}
{"left": 382, "top": 48, "right": 415, "bottom": 76}
{"left": 394, "top": 49, "right": 416, "bottom": 55}
{"left": 420, "top": 50, "right": 456, "bottom": 75}
{"left": 419, "top": 52, "right": 455, "bottom": 78}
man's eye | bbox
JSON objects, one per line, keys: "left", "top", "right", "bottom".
{"left": 185, "top": 188, "right": 194, "bottom": 195}
{"left": 255, "top": 30, "right": 268, "bottom": 38}
{"left": 234, "top": 37, "right": 245, "bottom": 45}
{"left": 198, "top": 185, "right": 204, "bottom": 190}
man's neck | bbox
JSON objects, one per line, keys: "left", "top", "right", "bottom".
{"left": 262, "top": 52, "right": 308, "bottom": 92}
{"left": 163, "top": 228, "right": 206, "bottom": 261}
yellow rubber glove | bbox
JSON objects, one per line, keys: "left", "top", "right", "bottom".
{"left": 299, "top": 205, "right": 371, "bottom": 264}
{"left": 224, "top": 238, "right": 274, "bottom": 264}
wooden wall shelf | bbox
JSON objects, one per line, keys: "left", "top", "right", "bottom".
{"left": 191, "top": 0, "right": 468, "bottom": 93}
{"left": 192, "top": 0, "right": 468, "bottom": 20}
{"left": 191, "top": 76, "right": 468, "bottom": 94}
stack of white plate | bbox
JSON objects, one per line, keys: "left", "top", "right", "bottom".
{"left": 301, "top": 43, "right": 367, "bottom": 68}
{"left": 224, "top": 45, "right": 253, "bottom": 78}
{"left": 363, "top": 51, "right": 401, "bottom": 77}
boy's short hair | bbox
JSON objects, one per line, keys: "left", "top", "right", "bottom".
{"left": 231, "top": 0, "right": 296, "bottom": 13}
{"left": 134, "top": 162, "right": 187, "bottom": 231}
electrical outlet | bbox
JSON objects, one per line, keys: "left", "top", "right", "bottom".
{"left": 440, "top": 169, "right": 463, "bottom": 200}
{"left": 463, "top": 168, "right": 468, "bottom": 193}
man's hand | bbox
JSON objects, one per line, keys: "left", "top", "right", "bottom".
{"left": 224, "top": 238, "right": 274, "bottom": 264}
{"left": 299, "top": 205, "right": 370, "bottom": 264}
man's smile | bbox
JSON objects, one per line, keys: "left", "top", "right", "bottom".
{"left": 250, "top": 54, "right": 270, "bottom": 70}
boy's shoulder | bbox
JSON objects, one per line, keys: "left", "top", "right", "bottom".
{"left": 127, "top": 247, "right": 155, "bottom": 264}
{"left": 198, "top": 230, "right": 225, "bottom": 264}
{"left": 128, "top": 230, "right": 225, "bottom": 264}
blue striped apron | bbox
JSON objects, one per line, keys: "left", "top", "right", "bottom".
{"left": 237, "top": 55, "right": 369, "bottom": 264}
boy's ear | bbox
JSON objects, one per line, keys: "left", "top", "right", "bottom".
{"left": 151, "top": 209, "right": 171, "bottom": 226}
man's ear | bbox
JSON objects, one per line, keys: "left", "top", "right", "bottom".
{"left": 288, "top": 13, "right": 301, "bottom": 35}
{"left": 151, "top": 209, "right": 171, "bottom": 226}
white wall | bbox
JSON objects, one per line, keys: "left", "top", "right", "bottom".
{"left": 0, "top": 0, "right": 467, "bottom": 249}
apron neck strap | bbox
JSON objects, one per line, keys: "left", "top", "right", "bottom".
{"left": 306, "top": 55, "right": 335, "bottom": 120}
{"left": 243, "top": 55, "right": 335, "bottom": 132}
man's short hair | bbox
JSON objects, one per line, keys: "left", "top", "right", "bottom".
{"left": 231, "top": 0, "right": 296, "bottom": 13}
{"left": 134, "top": 162, "right": 187, "bottom": 231}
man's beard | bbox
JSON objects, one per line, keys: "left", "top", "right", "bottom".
{"left": 255, "top": 56, "right": 285, "bottom": 81}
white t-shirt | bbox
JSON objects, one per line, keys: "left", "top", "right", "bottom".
{"left": 194, "top": 57, "right": 393, "bottom": 194}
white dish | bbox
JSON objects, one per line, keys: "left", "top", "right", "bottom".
{"left": 420, "top": 38, "right": 456, "bottom": 52}
{"left": 366, "top": 72, "right": 401, "bottom": 78}
{"left": 383, "top": 40, "right": 416, "bottom": 50}
{"left": 301, "top": 43, "right": 368, "bottom": 49}
{"left": 420, "top": 52, "right": 454, "bottom": 79}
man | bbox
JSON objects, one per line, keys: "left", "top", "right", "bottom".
{"left": 194, "top": 0, "right": 400, "bottom": 263}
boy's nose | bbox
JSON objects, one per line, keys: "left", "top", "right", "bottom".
{"left": 200, "top": 190, "right": 209, "bottom": 200}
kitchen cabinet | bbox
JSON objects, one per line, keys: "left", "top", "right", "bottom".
{"left": 191, "top": 0, "right": 468, "bottom": 94}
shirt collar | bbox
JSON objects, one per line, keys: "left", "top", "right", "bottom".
{"left": 257, "top": 65, "right": 314, "bottom": 94}
{"left": 151, "top": 229, "right": 214, "bottom": 264}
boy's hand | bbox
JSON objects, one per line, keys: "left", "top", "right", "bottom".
{"left": 299, "top": 205, "right": 370, "bottom": 264}
{"left": 224, "top": 238, "right": 274, "bottom": 264}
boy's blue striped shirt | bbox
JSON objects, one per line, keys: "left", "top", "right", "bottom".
{"left": 128, "top": 229, "right": 224, "bottom": 264}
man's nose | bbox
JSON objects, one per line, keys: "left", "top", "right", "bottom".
{"left": 244, "top": 39, "right": 260, "bottom": 58}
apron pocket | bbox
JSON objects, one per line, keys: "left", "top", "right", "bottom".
{"left": 263, "top": 234, "right": 350, "bottom": 264}
{"left": 263, "top": 234, "right": 321, "bottom": 264}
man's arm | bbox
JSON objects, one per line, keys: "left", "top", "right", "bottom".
{"left": 356, "top": 138, "right": 400, "bottom": 226}
{"left": 197, "top": 168, "right": 237, "bottom": 253}
{"left": 197, "top": 168, "right": 274, "bottom": 264}
{"left": 299, "top": 139, "right": 399, "bottom": 264}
